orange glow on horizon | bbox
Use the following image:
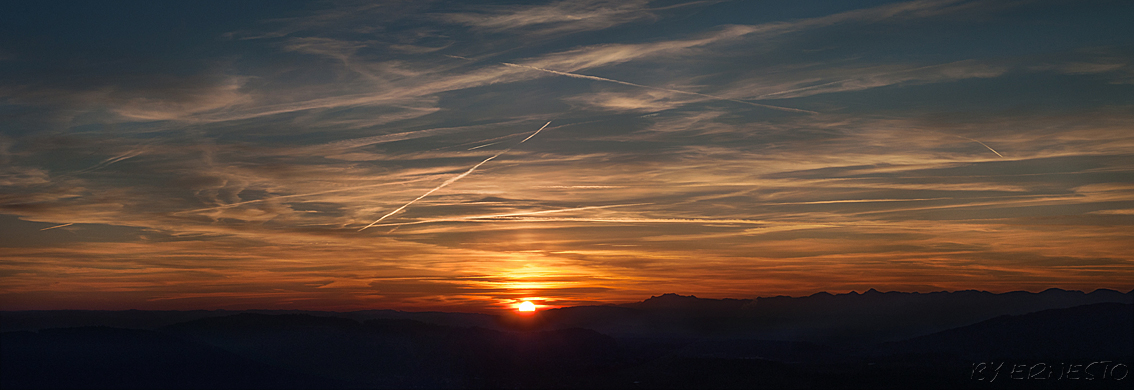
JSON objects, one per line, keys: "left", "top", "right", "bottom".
{"left": 518, "top": 301, "right": 536, "bottom": 312}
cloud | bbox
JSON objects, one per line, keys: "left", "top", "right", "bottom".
{"left": 1029, "top": 47, "right": 1134, "bottom": 84}
{"left": 0, "top": 165, "right": 51, "bottom": 187}
{"left": 2, "top": 0, "right": 1132, "bottom": 311}
{"left": 638, "top": 111, "right": 737, "bottom": 135}
{"left": 439, "top": 0, "right": 656, "bottom": 34}
{"left": 504, "top": 62, "right": 817, "bottom": 114}
{"left": 512, "top": 0, "right": 1008, "bottom": 72}
{"left": 564, "top": 90, "right": 694, "bottom": 112}
{"left": 0, "top": 73, "right": 255, "bottom": 123}
{"left": 728, "top": 60, "right": 1010, "bottom": 100}
{"left": 1056, "top": 62, "right": 1126, "bottom": 74}
{"left": 0, "top": 1, "right": 1021, "bottom": 128}
{"left": 222, "top": 2, "right": 430, "bottom": 41}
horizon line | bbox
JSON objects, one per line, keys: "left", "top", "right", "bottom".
{"left": 3, "top": 287, "right": 1131, "bottom": 314}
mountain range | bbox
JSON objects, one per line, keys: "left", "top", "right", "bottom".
{"left": 3, "top": 289, "right": 1131, "bottom": 389}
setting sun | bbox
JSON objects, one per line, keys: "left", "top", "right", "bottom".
{"left": 2, "top": 1, "right": 1132, "bottom": 389}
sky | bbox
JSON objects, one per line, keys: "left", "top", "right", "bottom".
{"left": 1, "top": 0, "right": 1132, "bottom": 313}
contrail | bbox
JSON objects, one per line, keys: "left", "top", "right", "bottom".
{"left": 358, "top": 121, "right": 552, "bottom": 232}
{"left": 40, "top": 223, "right": 74, "bottom": 231}
{"left": 920, "top": 129, "right": 1004, "bottom": 158}
{"left": 502, "top": 62, "right": 819, "bottom": 115}
{"left": 100, "top": 151, "right": 143, "bottom": 166}
{"left": 446, "top": 216, "right": 771, "bottom": 225}
{"left": 767, "top": 197, "right": 952, "bottom": 205}
{"left": 365, "top": 203, "right": 651, "bottom": 228}
{"left": 467, "top": 142, "right": 501, "bottom": 150}
{"left": 537, "top": 185, "right": 625, "bottom": 189}
{"left": 756, "top": 79, "right": 848, "bottom": 99}
{"left": 76, "top": 149, "right": 145, "bottom": 174}
{"left": 955, "top": 135, "right": 1004, "bottom": 158}
{"left": 439, "top": 130, "right": 532, "bottom": 151}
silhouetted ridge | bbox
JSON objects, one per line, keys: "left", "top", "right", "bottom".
{"left": 745, "top": 288, "right": 1134, "bottom": 344}
{"left": 885, "top": 302, "right": 1133, "bottom": 360}
{"left": 4, "top": 291, "right": 1131, "bottom": 389}
{"left": 623, "top": 293, "right": 752, "bottom": 312}
{"left": 512, "top": 289, "right": 1134, "bottom": 344}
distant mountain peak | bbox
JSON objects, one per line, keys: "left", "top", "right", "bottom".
{"left": 636, "top": 293, "right": 701, "bottom": 306}
{"left": 623, "top": 293, "right": 751, "bottom": 312}
{"left": 1089, "top": 288, "right": 1119, "bottom": 294}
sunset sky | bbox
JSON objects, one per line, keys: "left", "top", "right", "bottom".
{"left": 2, "top": 0, "right": 1132, "bottom": 313}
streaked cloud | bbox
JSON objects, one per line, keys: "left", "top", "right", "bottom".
{"left": 1, "top": 0, "right": 1131, "bottom": 312}
{"left": 439, "top": 0, "right": 657, "bottom": 35}
{"left": 737, "top": 60, "right": 1010, "bottom": 100}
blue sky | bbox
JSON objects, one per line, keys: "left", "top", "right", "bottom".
{"left": 1, "top": 0, "right": 1132, "bottom": 312}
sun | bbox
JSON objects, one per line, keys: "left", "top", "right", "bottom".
{"left": 518, "top": 301, "right": 536, "bottom": 312}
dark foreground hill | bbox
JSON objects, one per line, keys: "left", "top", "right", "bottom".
{"left": 2, "top": 289, "right": 1130, "bottom": 389}
{"left": 0, "top": 326, "right": 345, "bottom": 389}
{"left": 164, "top": 313, "right": 619, "bottom": 388}
{"left": 3, "top": 314, "right": 621, "bottom": 389}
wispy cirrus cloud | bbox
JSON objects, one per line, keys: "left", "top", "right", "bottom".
{"left": 1029, "top": 47, "right": 1134, "bottom": 84}
{"left": 735, "top": 60, "right": 1010, "bottom": 100}
{"left": 2, "top": 0, "right": 1131, "bottom": 311}
{"left": 0, "top": 1, "right": 1029, "bottom": 129}
{"left": 438, "top": 0, "right": 657, "bottom": 35}
{"left": 509, "top": 0, "right": 1016, "bottom": 72}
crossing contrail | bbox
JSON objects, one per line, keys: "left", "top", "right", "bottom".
{"left": 40, "top": 223, "right": 74, "bottom": 231}
{"left": 358, "top": 121, "right": 552, "bottom": 232}
{"left": 467, "top": 141, "right": 501, "bottom": 150}
{"left": 501, "top": 62, "right": 819, "bottom": 115}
